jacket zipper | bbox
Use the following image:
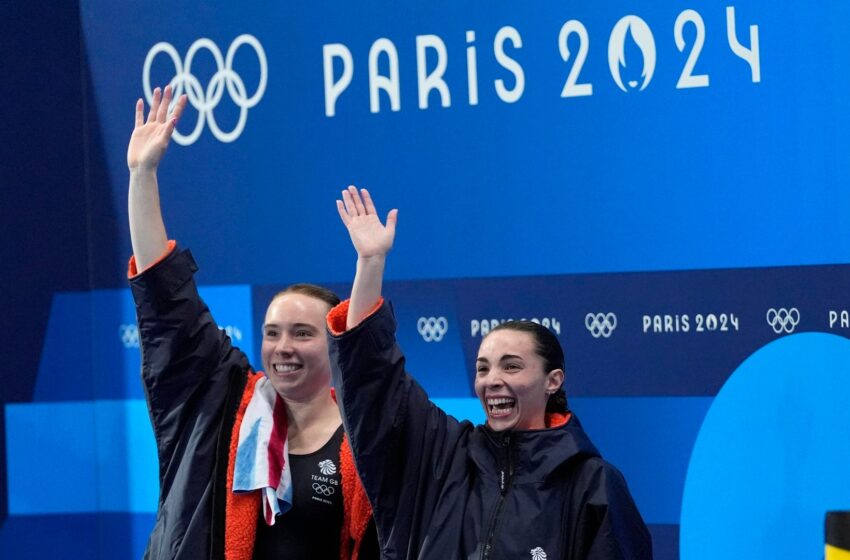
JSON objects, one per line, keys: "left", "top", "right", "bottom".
{"left": 480, "top": 432, "right": 514, "bottom": 560}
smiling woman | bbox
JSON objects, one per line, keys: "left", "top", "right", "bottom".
{"left": 328, "top": 186, "right": 652, "bottom": 559}
{"left": 475, "top": 324, "right": 564, "bottom": 431}
{"left": 125, "top": 86, "right": 378, "bottom": 560}
{"left": 261, "top": 285, "right": 339, "bottom": 403}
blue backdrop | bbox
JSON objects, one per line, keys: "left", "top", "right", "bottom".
{"left": 3, "top": 1, "right": 850, "bottom": 558}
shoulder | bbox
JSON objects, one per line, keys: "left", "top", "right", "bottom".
{"left": 573, "top": 455, "right": 627, "bottom": 485}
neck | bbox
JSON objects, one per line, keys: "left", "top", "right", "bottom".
{"left": 283, "top": 389, "right": 342, "bottom": 454}
{"left": 285, "top": 390, "right": 339, "bottom": 429}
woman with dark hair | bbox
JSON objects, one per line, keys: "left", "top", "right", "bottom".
{"left": 126, "top": 87, "right": 378, "bottom": 559}
{"left": 328, "top": 186, "right": 651, "bottom": 559}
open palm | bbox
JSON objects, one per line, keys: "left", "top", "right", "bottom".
{"left": 337, "top": 186, "right": 397, "bottom": 259}
{"left": 127, "top": 85, "right": 187, "bottom": 170}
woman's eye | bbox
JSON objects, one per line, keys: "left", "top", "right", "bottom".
{"left": 476, "top": 366, "right": 488, "bottom": 375}
{"left": 264, "top": 330, "right": 277, "bottom": 338}
{"left": 504, "top": 363, "right": 520, "bottom": 371}
{"left": 295, "top": 330, "right": 311, "bottom": 338}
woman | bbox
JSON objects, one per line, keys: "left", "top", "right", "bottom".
{"left": 328, "top": 186, "right": 652, "bottom": 559}
{"left": 127, "top": 86, "right": 377, "bottom": 559}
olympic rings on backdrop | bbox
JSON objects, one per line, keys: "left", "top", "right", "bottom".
{"left": 585, "top": 312, "right": 617, "bottom": 338}
{"left": 418, "top": 317, "right": 449, "bottom": 342}
{"left": 142, "top": 35, "right": 267, "bottom": 145}
{"left": 766, "top": 307, "right": 800, "bottom": 334}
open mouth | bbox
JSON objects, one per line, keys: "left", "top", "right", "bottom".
{"left": 486, "top": 397, "right": 516, "bottom": 418}
{"left": 273, "top": 363, "right": 302, "bottom": 374}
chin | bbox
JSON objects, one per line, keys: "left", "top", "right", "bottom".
{"left": 484, "top": 413, "right": 520, "bottom": 432}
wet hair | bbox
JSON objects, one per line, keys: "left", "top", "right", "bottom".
{"left": 488, "top": 320, "right": 568, "bottom": 414}
{"left": 272, "top": 283, "right": 341, "bottom": 310}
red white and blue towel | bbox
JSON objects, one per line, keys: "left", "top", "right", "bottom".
{"left": 232, "top": 376, "right": 293, "bottom": 525}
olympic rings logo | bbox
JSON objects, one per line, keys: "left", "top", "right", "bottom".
{"left": 766, "top": 307, "right": 800, "bottom": 334}
{"left": 417, "top": 317, "right": 448, "bottom": 342}
{"left": 312, "top": 483, "right": 335, "bottom": 496}
{"left": 119, "top": 324, "right": 140, "bottom": 349}
{"left": 585, "top": 313, "right": 617, "bottom": 338}
{"left": 143, "top": 34, "right": 267, "bottom": 145}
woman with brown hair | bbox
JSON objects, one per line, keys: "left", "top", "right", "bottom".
{"left": 126, "top": 86, "right": 378, "bottom": 560}
{"left": 328, "top": 186, "right": 651, "bottom": 559}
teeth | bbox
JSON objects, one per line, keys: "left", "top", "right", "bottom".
{"left": 274, "top": 364, "right": 301, "bottom": 373}
{"left": 487, "top": 397, "right": 515, "bottom": 406}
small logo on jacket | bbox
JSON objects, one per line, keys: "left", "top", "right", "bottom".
{"left": 318, "top": 459, "right": 337, "bottom": 476}
{"left": 530, "top": 547, "right": 548, "bottom": 560}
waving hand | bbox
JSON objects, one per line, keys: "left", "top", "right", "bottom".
{"left": 337, "top": 186, "right": 398, "bottom": 328}
{"left": 127, "top": 85, "right": 187, "bottom": 271}
{"left": 127, "top": 85, "right": 187, "bottom": 170}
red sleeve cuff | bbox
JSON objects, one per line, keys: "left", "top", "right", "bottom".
{"left": 327, "top": 297, "right": 385, "bottom": 335}
{"left": 127, "top": 240, "right": 177, "bottom": 279}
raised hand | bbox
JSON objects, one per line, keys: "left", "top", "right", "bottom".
{"left": 127, "top": 85, "right": 187, "bottom": 171}
{"left": 337, "top": 186, "right": 398, "bottom": 260}
{"left": 337, "top": 186, "right": 398, "bottom": 328}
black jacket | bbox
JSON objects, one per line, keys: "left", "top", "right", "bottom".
{"left": 329, "top": 301, "right": 652, "bottom": 560}
{"left": 131, "top": 246, "right": 249, "bottom": 559}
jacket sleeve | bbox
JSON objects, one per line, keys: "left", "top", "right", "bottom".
{"left": 129, "top": 245, "right": 249, "bottom": 493}
{"left": 328, "top": 300, "right": 470, "bottom": 553}
{"left": 569, "top": 459, "right": 653, "bottom": 560}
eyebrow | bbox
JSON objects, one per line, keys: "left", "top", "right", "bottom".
{"left": 499, "top": 354, "right": 524, "bottom": 361}
{"left": 476, "top": 354, "right": 524, "bottom": 363}
{"left": 262, "top": 322, "right": 319, "bottom": 330}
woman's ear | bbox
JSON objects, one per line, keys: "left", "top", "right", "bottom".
{"left": 546, "top": 368, "right": 564, "bottom": 394}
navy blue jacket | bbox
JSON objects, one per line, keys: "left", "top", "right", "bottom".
{"left": 329, "top": 301, "right": 652, "bottom": 560}
{"left": 130, "top": 246, "right": 250, "bottom": 559}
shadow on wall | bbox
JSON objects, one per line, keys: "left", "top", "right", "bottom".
{"left": 0, "top": 1, "right": 133, "bottom": 557}
{"left": 0, "top": 0, "right": 89, "bottom": 527}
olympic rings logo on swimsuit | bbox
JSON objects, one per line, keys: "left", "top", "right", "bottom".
{"left": 119, "top": 324, "right": 140, "bottom": 349}
{"left": 585, "top": 313, "right": 617, "bottom": 338}
{"left": 142, "top": 34, "right": 268, "bottom": 145}
{"left": 766, "top": 307, "right": 800, "bottom": 334}
{"left": 312, "top": 483, "right": 335, "bottom": 496}
{"left": 417, "top": 317, "right": 448, "bottom": 342}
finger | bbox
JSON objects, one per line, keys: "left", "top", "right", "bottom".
{"left": 135, "top": 99, "right": 144, "bottom": 128}
{"left": 336, "top": 200, "right": 351, "bottom": 226}
{"left": 348, "top": 185, "right": 366, "bottom": 215}
{"left": 157, "top": 85, "right": 173, "bottom": 123}
{"left": 169, "top": 94, "right": 188, "bottom": 123}
{"left": 341, "top": 189, "right": 356, "bottom": 216}
{"left": 162, "top": 116, "right": 178, "bottom": 140}
{"left": 147, "top": 87, "right": 161, "bottom": 122}
{"left": 361, "top": 189, "right": 378, "bottom": 216}
{"left": 385, "top": 209, "right": 398, "bottom": 239}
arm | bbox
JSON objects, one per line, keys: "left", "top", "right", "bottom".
{"left": 571, "top": 461, "right": 653, "bottom": 560}
{"left": 125, "top": 89, "right": 248, "bottom": 491}
{"left": 333, "top": 189, "right": 469, "bottom": 554}
{"left": 127, "top": 85, "right": 186, "bottom": 271}
{"left": 336, "top": 186, "right": 397, "bottom": 328}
